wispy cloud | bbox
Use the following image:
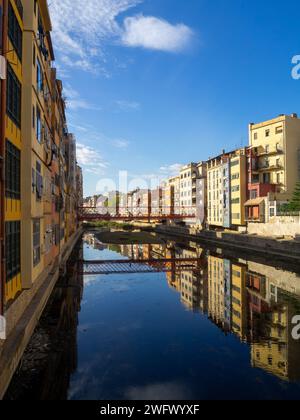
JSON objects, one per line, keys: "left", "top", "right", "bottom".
{"left": 122, "top": 15, "right": 194, "bottom": 53}
{"left": 63, "top": 84, "right": 101, "bottom": 111}
{"left": 159, "top": 163, "right": 183, "bottom": 176}
{"left": 76, "top": 143, "right": 109, "bottom": 175}
{"left": 111, "top": 139, "right": 130, "bottom": 149}
{"left": 50, "top": 0, "right": 141, "bottom": 73}
{"left": 115, "top": 100, "right": 141, "bottom": 111}
{"left": 50, "top": 0, "right": 194, "bottom": 74}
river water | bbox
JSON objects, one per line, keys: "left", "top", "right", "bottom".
{"left": 5, "top": 230, "right": 300, "bottom": 400}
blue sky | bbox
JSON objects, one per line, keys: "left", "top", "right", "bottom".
{"left": 50, "top": 0, "right": 300, "bottom": 197}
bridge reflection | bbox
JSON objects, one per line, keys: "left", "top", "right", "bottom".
{"left": 5, "top": 231, "right": 300, "bottom": 399}
{"left": 84, "top": 232, "right": 300, "bottom": 384}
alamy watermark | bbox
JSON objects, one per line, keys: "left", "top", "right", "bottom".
{"left": 0, "top": 316, "right": 6, "bottom": 340}
{"left": 292, "top": 315, "right": 300, "bottom": 340}
{"left": 291, "top": 56, "right": 300, "bottom": 80}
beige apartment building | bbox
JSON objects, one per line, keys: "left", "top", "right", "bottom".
{"left": 180, "top": 163, "right": 198, "bottom": 211}
{"left": 246, "top": 114, "right": 300, "bottom": 222}
{"left": 249, "top": 114, "right": 300, "bottom": 198}
{"left": 21, "top": 0, "right": 54, "bottom": 288}
{"left": 180, "top": 162, "right": 207, "bottom": 223}
{"left": 207, "top": 149, "right": 247, "bottom": 229}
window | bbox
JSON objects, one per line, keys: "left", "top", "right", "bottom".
{"left": 35, "top": 161, "right": 43, "bottom": 200}
{"left": 276, "top": 126, "right": 283, "bottom": 134}
{"left": 265, "top": 130, "right": 270, "bottom": 137}
{"left": 277, "top": 173, "right": 281, "bottom": 184}
{"left": 32, "top": 106, "right": 35, "bottom": 128}
{"left": 263, "top": 173, "right": 271, "bottom": 184}
{"left": 5, "top": 140, "right": 20, "bottom": 200}
{"left": 36, "top": 58, "right": 43, "bottom": 92}
{"left": 33, "top": 44, "right": 36, "bottom": 66}
{"left": 253, "top": 132, "right": 258, "bottom": 140}
{"left": 7, "top": 64, "right": 21, "bottom": 127}
{"left": 230, "top": 160, "right": 240, "bottom": 168}
{"left": 33, "top": 219, "right": 41, "bottom": 267}
{"left": 6, "top": 221, "right": 21, "bottom": 282}
{"left": 231, "top": 173, "right": 240, "bottom": 180}
{"left": 8, "top": 2, "right": 22, "bottom": 61}
{"left": 231, "top": 185, "right": 240, "bottom": 192}
{"left": 250, "top": 190, "right": 258, "bottom": 199}
{"left": 36, "top": 106, "right": 42, "bottom": 142}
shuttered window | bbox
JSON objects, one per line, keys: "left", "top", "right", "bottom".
{"left": 7, "top": 64, "right": 21, "bottom": 127}
{"left": 5, "top": 140, "right": 21, "bottom": 199}
{"left": 6, "top": 221, "right": 21, "bottom": 281}
{"left": 8, "top": 2, "right": 22, "bottom": 61}
{"left": 33, "top": 219, "right": 41, "bottom": 267}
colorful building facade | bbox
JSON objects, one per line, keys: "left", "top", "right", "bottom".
{"left": 1, "top": 0, "right": 81, "bottom": 310}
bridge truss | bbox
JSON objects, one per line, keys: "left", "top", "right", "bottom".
{"left": 76, "top": 258, "right": 203, "bottom": 275}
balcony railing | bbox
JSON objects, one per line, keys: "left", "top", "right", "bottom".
{"left": 245, "top": 215, "right": 265, "bottom": 223}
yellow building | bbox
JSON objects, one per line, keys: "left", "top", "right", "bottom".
{"left": 250, "top": 300, "right": 290, "bottom": 381}
{"left": 249, "top": 114, "right": 300, "bottom": 199}
{"left": 21, "top": 0, "right": 54, "bottom": 288}
{"left": 231, "top": 263, "right": 247, "bottom": 340}
{"left": 207, "top": 255, "right": 227, "bottom": 329}
{"left": 4, "top": 0, "right": 24, "bottom": 303}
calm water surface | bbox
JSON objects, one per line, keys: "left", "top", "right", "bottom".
{"left": 67, "top": 232, "right": 300, "bottom": 400}
{"left": 5, "top": 230, "right": 300, "bottom": 400}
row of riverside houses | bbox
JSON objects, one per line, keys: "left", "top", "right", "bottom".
{"left": 0, "top": 1, "right": 82, "bottom": 326}
{"left": 88, "top": 113, "right": 300, "bottom": 231}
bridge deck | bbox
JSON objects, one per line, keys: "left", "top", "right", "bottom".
{"left": 75, "top": 258, "right": 202, "bottom": 275}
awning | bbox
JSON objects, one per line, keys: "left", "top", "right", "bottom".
{"left": 244, "top": 197, "right": 266, "bottom": 207}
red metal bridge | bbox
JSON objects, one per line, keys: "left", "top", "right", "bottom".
{"left": 78, "top": 207, "right": 197, "bottom": 222}
{"left": 76, "top": 258, "right": 203, "bottom": 275}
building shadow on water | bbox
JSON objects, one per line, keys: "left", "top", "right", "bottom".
{"left": 4, "top": 243, "right": 84, "bottom": 400}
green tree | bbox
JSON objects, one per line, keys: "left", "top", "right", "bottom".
{"left": 289, "top": 181, "right": 300, "bottom": 211}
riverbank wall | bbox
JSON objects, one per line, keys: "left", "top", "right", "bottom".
{"left": 154, "top": 225, "right": 300, "bottom": 262}
{"left": 0, "top": 227, "right": 83, "bottom": 399}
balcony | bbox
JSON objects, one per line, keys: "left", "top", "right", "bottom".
{"left": 258, "top": 162, "right": 283, "bottom": 171}
{"left": 257, "top": 146, "right": 284, "bottom": 157}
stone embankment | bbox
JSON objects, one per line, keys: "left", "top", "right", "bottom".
{"left": 154, "top": 225, "right": 300, "bottom": 262}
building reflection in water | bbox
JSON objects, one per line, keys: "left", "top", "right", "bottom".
{"left": 116, "top": 235, "right": 300, "bottom": 384}
{"left": 5, "top": 243, "right": 84, "bottom": 400}
{"left": 5, "top": 232, "right": 300, "bottom": 399}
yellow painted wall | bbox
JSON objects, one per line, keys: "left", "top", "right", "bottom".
{"left": 250, "top": 115, "right": 300, "bottom": 198}
{"left": 4, "top": 1, "right": 24, "bottom": 303}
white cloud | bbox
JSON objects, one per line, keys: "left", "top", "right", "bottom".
{"left": 111, "top": 139, "right": 130, "bottom": 149}
{"left": 121, "top": 15, "right": 194, "bottom": 52}
{"left": 160, "top": 163, "right": 183, "bottom": 176}
{"left": 50, "top": 1, "right": 194, "bottom": 73}
{"left": 76, "top": 143, "right": 108, "bottom": 175}
{"left": 50, "top": 0, "right": 141, "bottom": 72}
{"left": 115, "top": 100, "right": 141, "bottom": 111}
{"left": 63, "top": 84, "right": 101, "bottom": 111}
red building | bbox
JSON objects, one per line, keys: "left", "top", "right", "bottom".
{"left": 245, "top": 148, "right": 277, "bottom": 222}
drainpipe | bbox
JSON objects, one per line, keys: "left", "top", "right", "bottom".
{"left": 0, "top": 0, "right": 7, "bottom": 316}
